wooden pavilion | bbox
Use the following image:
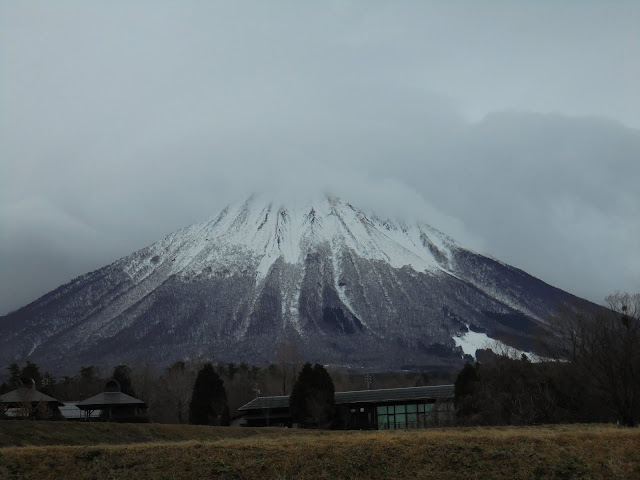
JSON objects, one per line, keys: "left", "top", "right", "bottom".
{"left": 0, "top": 378, "right": 64, "bottom": 419}
{"left": 76, "top": 379, "right": 147, "bottom": 421}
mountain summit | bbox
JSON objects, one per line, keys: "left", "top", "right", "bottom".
{"left": 0, "top": 195, "right": 577, "bottom": 371}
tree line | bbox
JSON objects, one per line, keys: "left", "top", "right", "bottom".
{"left": 7, "top": 293, "right": 633, "bottom": 427}
{"left": 0, "top": 356, "right": 337, "bottom": 427}
{"left": 1, "top": 343, "right": 442, "bottom": 424}
{"left": 454, "top": 292, "right": 640, "bottom": 427}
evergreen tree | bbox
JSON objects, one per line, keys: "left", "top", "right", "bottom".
{"left": 454, "top": 361, "right": 480, "bottom": 419}
{"left": 112, "top": 364, "right": 136, "bottom": 396}
{"left": 310, "top": 363, "right": 335, "bottom": 427}
{"left": 21, "top": 361, "right": 42, "bottom": 388}
{"left": 78, "top": 365, "right": 102, "bottom": 399}
{"left": 189, "top": 363, "right": 228, "bottom": 425}
{"left": 289, "top": 363, "right": 313, "bottom": 424}
{"left": 220, "top": 404, "right": 230, "bottom": 426}
{"left": 8, "top": 363, "right": 21, "bottom": 387}
{"left": 289, "top": 363, "right": 335, "bottom": 428}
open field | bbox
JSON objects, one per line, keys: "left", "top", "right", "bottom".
{"left": 1, "top": 423, "right": 639, "bottom": 479}
{"left": 0, "top": 421, "right": 333, "bottom": 448}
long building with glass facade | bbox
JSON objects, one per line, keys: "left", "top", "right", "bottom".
{"left": 238, "top": 384, "right": 455, "bottom": 429}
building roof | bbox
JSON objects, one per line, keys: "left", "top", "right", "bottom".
{"left": 239, "top": 395, "right": 290, "bottom": 411}
{"left": 76, "top": 379, "right": 147, "bottom": 410}
{"left": 335, "top": 384, "right": 454, "bottom": 405}
{"left": 239, "top": 384, "right": 454, "bottom": 411}
{"left": 0, "top": 387, "right": 64, "bottom": 407}
{"left": 76, "top": 391, "right": 146, "bottom": 410}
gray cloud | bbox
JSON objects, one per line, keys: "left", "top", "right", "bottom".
{"left": 1, "top": 1, "right": 639, "bottom": 313}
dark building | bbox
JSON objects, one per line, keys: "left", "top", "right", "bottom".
{"left": 76, "top": 379, "right": 147, "bottom": 421}
{"left": 0, "top": 379, "right": 64, "bottom": 419}
{"left": 239, "top": 384, "right": 455, "bottom": 429}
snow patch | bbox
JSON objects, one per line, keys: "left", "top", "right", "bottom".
{"left": 453, "top": 327, "right": 546, "bottom": 362}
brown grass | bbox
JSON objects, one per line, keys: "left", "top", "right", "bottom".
{"left": 0, "top": 421, "right": 328, "bottom": 447}
{"left": 1, "top": 423, "right": 638, "bottom": 479}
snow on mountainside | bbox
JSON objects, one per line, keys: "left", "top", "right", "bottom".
{"left": 136, "top": 194, "right": 451, "bottom": 281}
{"left": 0, "top": 195, "right": 581, "bottom": 372}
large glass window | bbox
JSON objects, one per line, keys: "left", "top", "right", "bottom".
{"left": 407, "top": 415, "right": 417, "bottom": 427}
{"left": 396, "top": 413, "right": 406, "bottom": 426}
{"left": 375, "top": 401, "right": 451, "bottom": 429}
{"left": 377, "top": 414, "right": 388, "bottom": 429}
{"left": 405, "top": 404, "right": 417, "bottom": 427}
{"left": 376, "top": 404, "right": 423, "bottom": 429}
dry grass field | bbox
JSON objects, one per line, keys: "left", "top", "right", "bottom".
{"left": 1, "top": 422, "right": 638, "bottom": 479}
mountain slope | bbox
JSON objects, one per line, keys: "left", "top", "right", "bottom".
{"left": 0, "top": 195, "right": 579, "bottom": 372}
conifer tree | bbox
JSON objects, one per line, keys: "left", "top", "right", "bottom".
{"left": 289, "top": 363, "right": 313, "bottom": 424}
{"left": 189, "top": 363, "right": 228, "bottom": 425}
{"left": 8, "top": 363, "right": 21, "bottom": 388}
{"left": 21, "top": 361, "right": 42, "bottom": 388}
{"left": 112, "top": 364, "right": 136, "bottom": 397}
{"left": 289, "top": 362, "right": 335, "bottom": 428}
{"left": 454, "top": 361, "right": 480, "bottom": 419}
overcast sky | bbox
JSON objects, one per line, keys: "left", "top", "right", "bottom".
{"left": 1, "top": 1, "right": 639, "bottom": 315}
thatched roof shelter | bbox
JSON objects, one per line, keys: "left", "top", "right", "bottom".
{"left": 0, "top": 378, "right": 63, "bottom": 418}
{"left": 1, "top": 378, "right": 63, "bottom": 406}
{"left": 76, "top": 379, "right": 147, "bottom": 421}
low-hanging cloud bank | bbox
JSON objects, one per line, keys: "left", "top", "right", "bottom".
{"left": 1, "top": 1, "right": 638, "bottom": 314}
{"left": 2, "top": 101, "right": 637, "bottom": 314}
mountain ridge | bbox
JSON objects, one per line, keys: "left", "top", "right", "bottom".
{"left": 0, "top": 195, "right": 581, "bottom": 372}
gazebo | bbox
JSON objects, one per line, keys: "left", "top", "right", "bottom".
{"left": 0, "top": 378, "right": 64, "bottom": 419}
{"left": 76, "top": 379, "right": 147, "bottom": 421}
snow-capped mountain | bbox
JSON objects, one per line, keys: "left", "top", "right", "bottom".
{"left": 0, "top": 195, "right": 580, "bottom": 372}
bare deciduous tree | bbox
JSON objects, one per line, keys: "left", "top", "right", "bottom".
{"left": 159, "top": 361, "right": 196, "bottom": 424}
{"left": 130, "top": 360, "right": 158, "bottom": 411}
{"left": 275, "top": 341, "right": 304, "bottom": 395}
{"left": 547, "top": 292, "right": 640, "bottom": 426}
